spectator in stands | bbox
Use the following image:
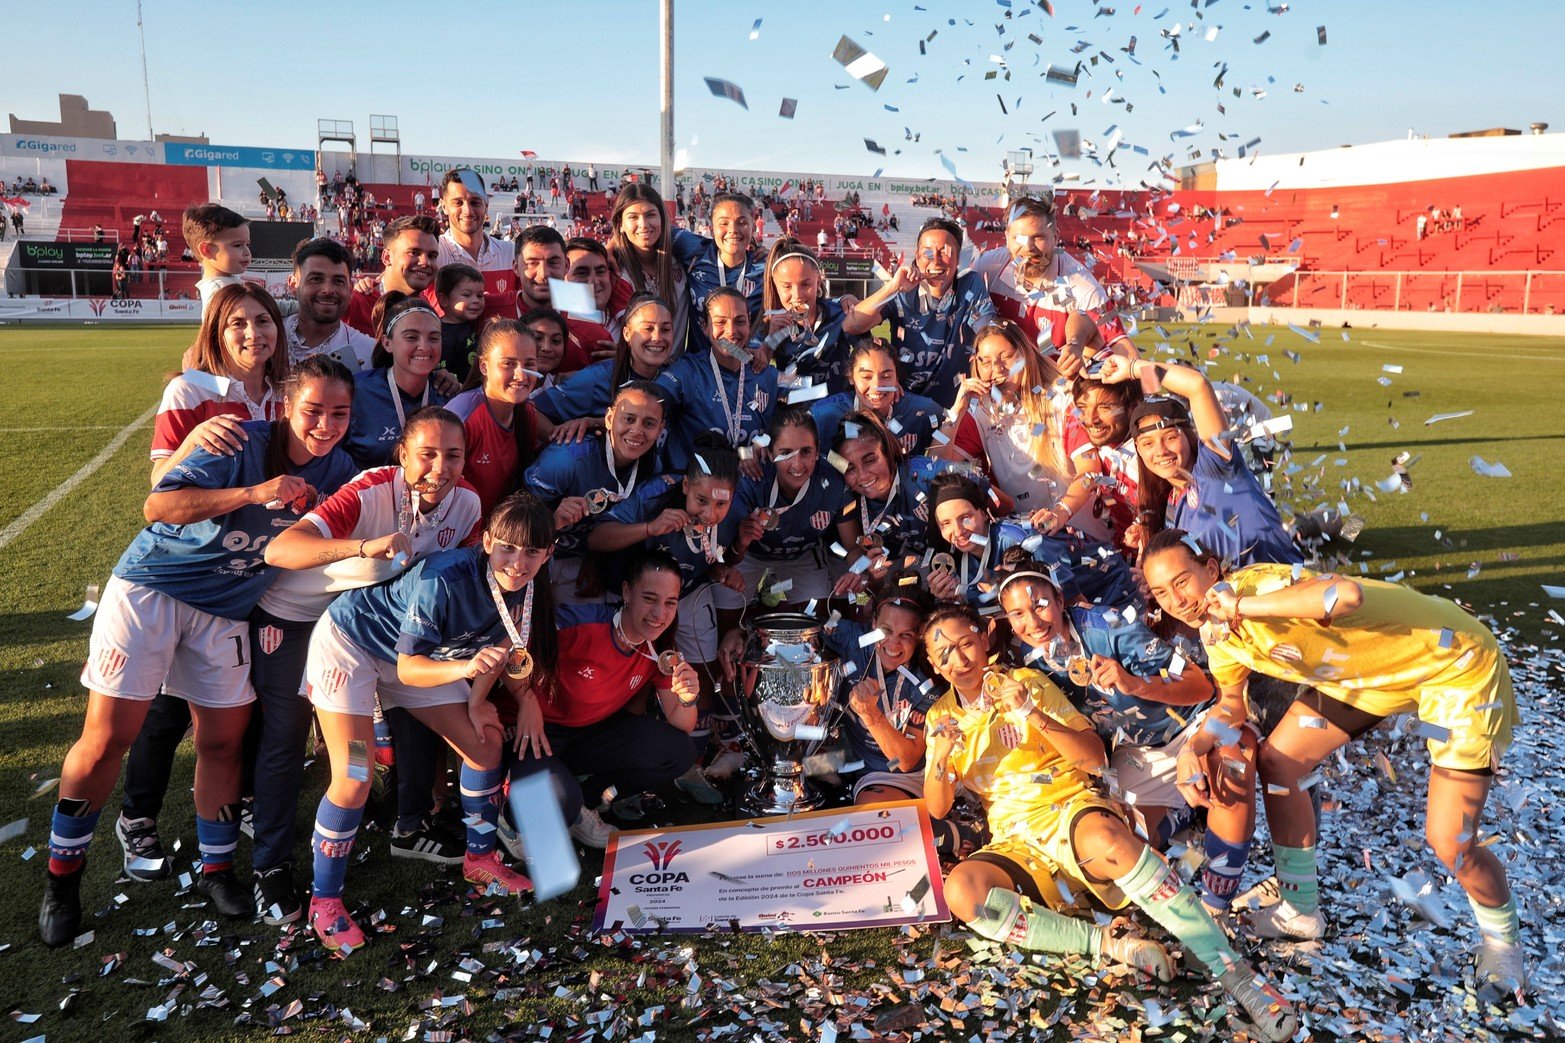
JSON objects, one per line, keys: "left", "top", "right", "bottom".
{"left": 40, "top": 177, "right": 54, "bottom": 195}
{"left": 608, "top": 184, "right": 689, "bottom": 356}
{"left": 183, "top": 203, "right": 252, "bottom": 316}
{"left": 436, "top": 169, "right": 516, "bottom": 322}
{"left": 93, "top": 224, "right": 105, "bottom": 244}
{"left": 285, "top": 237, "right": 377, "bottom": 372}
{"left": 344, "top": 214, "right": 440, "bottom": 336}
{"left": 1416, "top": 209, "right": 1429, "bottom": 240}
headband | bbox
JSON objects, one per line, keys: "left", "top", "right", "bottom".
{"left": 997, "top": 570, "right": 1056, "bottom": 595}
{"left": 383, "top": 303, "right": 439, "bottom": 337}
{"left": 929, "top": 482, "right": 983, "bottom": 512}
{"left": 771, "top": 252, "right": 821, "bottom": 271}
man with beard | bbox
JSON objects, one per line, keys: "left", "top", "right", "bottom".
{"left": 435, "top": 169, "right": 517, "bottom": 322}
{"left": 970, "top": 196, "right": 1135, "bottom": 372}
{"left": 345, "top": 215, "right": 440, "bottom": 335}
{"left": 284, "top": 238, "right": 377, "bottom": 371}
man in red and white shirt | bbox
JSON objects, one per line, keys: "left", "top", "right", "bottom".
{"left": 344, "top": 215, "right": 441, "bottom": 336}
{"left": 970, "top": 196, "right": 1133, "bottom": 358}
{"left": 436, "top": 169, "right": 517, "bottom": 322}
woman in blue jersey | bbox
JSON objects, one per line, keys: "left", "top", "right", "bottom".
{"left": 811, "top": 341, "right": 944, "bottom": 458}
{"left": 343, "top": 297, "right": 448, "bottom": 468}
{"left": 760, "top": 238, "right": 875, "bottom": 394}
{"left": 300, "top": 492, "right": 557, "bottom": 952}
{"left": 589, "top": 436, "right": 748, "bottom": 802}
{"left": 1099, "top": 355, "right": 1300, "bottom": 569}
{"left": 922, "top": 473, "right": 1135, "bottom": 612}
{"left": 655, "top": 287, "right": 777, "bottom": 474}
{"left": 995, "top": 552, "right": 1259, "bottom": 915}
{"left": 40, "top": 357, "right": 359, "bottom": 948}
{"left": 831, "top": 410, "right": 1002, "bottom": 572}
{"left": 253, "top": 406, "right": 482, "bottom": 923}
{"left": 535, "top": 293, "right": 675, "bottom": 438}
{"left": 524, "top": 381, "right": 668, "bottom": 604}
{"left": 731, "top": 405, "right": 864, "bottom": 608}
{"left": 672, "top": 192, "right": 766, "bottom": 351}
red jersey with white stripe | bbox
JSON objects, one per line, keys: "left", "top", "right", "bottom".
{"left": 539, "top": 602, "right": 673, "bottom": 728}
{"left": 447, "top": 390, "right": 541, "bottom": 518}
{"left": 971, "top": 247, "right": 1128, "bottom": 351}
{"left": 259, "top": 465, "right": 484, "bottom": 622}
{"left": 151, "top": 370, "right": 281, "bottom": 461}
{"left": 1062, "top": 421, "right": 1141, "bottom": 548}
{"left": 438, "top": 232, "right": 517, "bottom": 322}
{"left": 344, "top": 284, "right": 383, "bottom": 337}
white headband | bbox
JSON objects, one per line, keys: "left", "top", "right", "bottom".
{"left": 771, "top": 252, "right": 821, "bottom": 271}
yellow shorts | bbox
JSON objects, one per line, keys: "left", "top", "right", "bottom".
{"left": 1325, "top": 659, "right": 1514, "bottom": 772}
{"left": 976, "top": 795, "right": 1130, "bottom": 913}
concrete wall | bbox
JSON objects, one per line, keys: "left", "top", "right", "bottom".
{"left": 1250, "top": 306, "right": 1565, "bottom": 338}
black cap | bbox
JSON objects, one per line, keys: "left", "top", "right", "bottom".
{"left": 1129, "top": 395, "right": 1193, "bottom": 436}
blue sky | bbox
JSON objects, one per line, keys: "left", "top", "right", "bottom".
{"left": 6, "top": 1, "right": 1562, "bottom": 184}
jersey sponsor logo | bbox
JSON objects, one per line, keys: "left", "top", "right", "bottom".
{"left": 257, "top": 625, "right": 283, "bottom": 656}
{"left": 97, "top": 647, "right": 128, "bottom": 677}
{"left": 474, "top": 453, "right": 491, "bottom": 465}
{"left": 437, "top": 527, "right": 456, "bottom": 548}
{"left": 577, "top": 666, "right": 598, "bottom": 680}
{"left": 810, "top": 509, "right": 832, "bottom": 531}
{"left": 380, "top": 426, "right": 400, "bottom": 440}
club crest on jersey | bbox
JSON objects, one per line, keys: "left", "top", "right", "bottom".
{"left": 97, "top": 647, "right": 127, "bottom": 676}
{"left": 437, "top": 527, "right": 457, "bottom": 548}
{"left": 258, "top": 625, "right": 283, "bottom": 656}
{"left": 810, "top": 509, "right": 832, "bottom": 531}
{"left": 321, "top": 668, "right": 347, "bottom": 694}
{"left": 495, "top": 277, "right": 509, "bottom": 292}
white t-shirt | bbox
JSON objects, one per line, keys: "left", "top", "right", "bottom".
{"left": 196, "top": 274, "right": 247, "bottom": 316}
{"left": 283, "top": 314, "right": 377, "bottom": 372}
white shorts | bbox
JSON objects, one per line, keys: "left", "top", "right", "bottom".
{"left": 306, "top": 619, "right": 470, "bottom": 717}
{"left": 81, "top": 576, "right": 255, "bottom": 708}
{"left": 737, "top": 548, "right": 833, "bottom": 605}
{"left": 851, "top": 770, "right": 925, "bottom": 801}
{"left": 674, "top": 582, "right": 723, "bottom": 662}
{"left": 1110, "top": 714, "right": 1258, "bottom": 811}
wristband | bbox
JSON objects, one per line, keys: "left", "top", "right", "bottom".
{"left": 357, "top": 538, "right": 368, "bottom": 558}
{"left": 675, "top": 689, "right": 700, "bottom": 707}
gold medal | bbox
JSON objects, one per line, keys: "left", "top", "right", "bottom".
{"left": 506, "top": 648, "right": 534, "bottom": 682}
{"left": 657, "top": 649, "right": 684, "bottom": 676}
{"left": 981, "top": 671, "right": 1006, "bottom": 703}
{"left": 585, "top": 488, "right": 611, "bottom": 515}
{"left": 930, "top": 552, "right": 956, "bottom": 576}
{"left": 758, "top": 508, "right": 780, "bottom": 531}
{"left": 1066, "top": 656, "right": 1093, "bottom": 687}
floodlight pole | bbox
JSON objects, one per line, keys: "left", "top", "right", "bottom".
{"left": 659, "top": 0, "right": 675, "bottom": 201}
{"left": 136, "top": 0, "right": 154, "bottom": 140}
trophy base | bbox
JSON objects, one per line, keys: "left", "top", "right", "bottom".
{"left": 737, "top": 768, "right": 824, "bottom": 818}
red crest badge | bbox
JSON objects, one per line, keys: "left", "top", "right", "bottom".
{"left": 97, "top": 647, "right": 127, "bottom": 677}
{"left": 321, "top": 668, "right": 347, "bottom": 694}
{"left": 257, "top": 625, "right": 283, "bottom": 656}
{"left": 437, "top": 527, "right": 456, "bottom": 548}
{"left": 810, "top": 510, "right": 832, "bottom": 531}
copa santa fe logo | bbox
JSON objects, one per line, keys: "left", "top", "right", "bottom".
{"left": 630, "top": 839, "right": 689, "bottom": 887}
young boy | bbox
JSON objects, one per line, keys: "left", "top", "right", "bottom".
{"left": 435, "top": 263, "right": 486, "bottom": 381}
{"left": 183, "top": 204, "right": 252, "bottom": 316}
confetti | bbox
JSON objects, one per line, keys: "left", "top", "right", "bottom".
{"left": 832, "top": 35, "right": 889, "bottom": 90}
{"left": 1469, "top": 456, "right": 1512, "bottom": 478}
{"left": 779, "top": 97, "right": 798, "bottom": 119}
{"left": 703, "top": 77, "right": 749, "bottom": 109}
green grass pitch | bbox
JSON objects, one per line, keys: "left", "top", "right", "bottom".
{"left": 0, "top": 322, "right": 1560, "bottom": 1039}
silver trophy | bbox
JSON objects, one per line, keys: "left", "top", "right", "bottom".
{"left": 732, "top": 612, "right": 842, "bottom": 816}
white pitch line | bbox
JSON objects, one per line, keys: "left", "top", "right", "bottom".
{"left": 0, "top": 405, "right": 157, "bottom": 555}
{"left": 0, "top": 425, "right": 143, "bottom": 433}
{"left": 1359, "top": 340, "right": 1565, "bottom": 364}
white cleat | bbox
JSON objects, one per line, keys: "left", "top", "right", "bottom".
{"left": 1246, "top": 898, "right": 1326, "bottom": 941}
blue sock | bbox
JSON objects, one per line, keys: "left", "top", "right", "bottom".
{"left": 1200, "top": 832, "right": 1252, "bottom": 911}
{"left": 310, "top": 796, "right": 364, "bottom": 899}
{"left": 47, "top": 798, "right": 100, "bottom": 876}
{"left": 1155, "top": 804, "right": 1196, "bottom": 847}
{"left": 458, "top": 763, "right": 505, "bottom": 857}
{"left": 196, "top": 805, "right": 241, "bottom": 874}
